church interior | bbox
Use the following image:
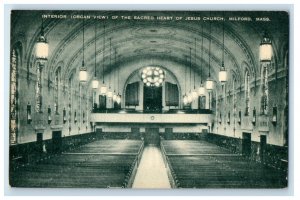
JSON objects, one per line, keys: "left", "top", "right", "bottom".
{"left": 9, "top": 10, "right": 289, "bottom": 188}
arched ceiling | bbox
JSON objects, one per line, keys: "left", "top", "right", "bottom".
{"left": 11, "top": 10, "right": 289, "bottom": 86}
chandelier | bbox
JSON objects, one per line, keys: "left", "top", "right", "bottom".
{"left": 219, "top": 12, "right": 227, "bottom": 83}
{"left": 260, "top": 31, "right": 272, "bottom": 62}
{"left": 141, "top": 66, "right": 165, "bottom": 87}
{"left": 92, "top": 21, "right": 99, "bottom": 89}
{"left": 100, "top": 25, "right": 107, "bottom": 95}
{"left": 79, "top": 13, "right": 87, "bottom": 83}
{"left": 198, "top": 24, "right": 206, "bottom": 97}
{"left": 206, "top": 15, "right": 214, "bottom": 92}
{"left": 35, "top": 18, "right": 49, "bottom": 63}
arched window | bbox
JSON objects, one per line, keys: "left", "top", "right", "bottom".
{"left": 35, "top": 63, "right": 43, "bottom": 112}
{"left": 245, "top": 70, "right": 250, "bottom": 116}
{"left": 68, "top": 74, "right": 73, "bottom": 124}
{"left": 54, "top": 67, "right": 61, "bottom": 114}
{"left": 232, "top": 77, "right": 236, "bottom": 120}
{"left": 10, "top": 49, "right": 18, "bottom": 144}
{"left": 261, "top": 63, "right": 269, "bottom": 115}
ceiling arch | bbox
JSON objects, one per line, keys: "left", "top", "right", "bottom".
{"left": 57, "top": 21, "right": 246, "bottom": 83}
{"left": 11, "top": 10, "right": 288, "bottom": 90}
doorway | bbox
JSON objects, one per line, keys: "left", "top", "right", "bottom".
{"left": 260, "top": 135, "right": 267, "bottom": 163}
{"left": 198, "top": 96, "right": 206, "bottom": 110}
{"left": 143, "top": 86, "right": 162, "bottom": 113}
{"left": 36, "top": 133, "right": 43, "bottom": 154}
{"left": 242, "top": 132, "right": 251, "bottom": 157}
{"left": 52, "top": 131, "right": 62, "bottom": 154}
{"left": 144, "top": 128, "right": 160, "bottom": 146}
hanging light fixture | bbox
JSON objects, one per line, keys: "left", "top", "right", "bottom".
{"left": 205, "top": 77, "right": 214, "bottom": 91}
{"left": 116, "top": 49, "right": 121, "bottom": 104}
{"left": 100, "top": 25, "right": 107, "bottom": 95}
{"left": 107, "top": 38, "right": 113, "bottom": 98}
{"left": 219, "top": 13, "right": 227, "bottom": 83}
{"left": 107, "top": 90, "right": 113, "bottom": 98}
{"left": 198, "top": 84, "right": 206, "bottom": 96}
{"left": 183, "top": 55, "right": 188, "bottom": 105}
{"left": 198, "top": 23, "right": 206, "bottom": 96}
{"left": 116, "top": 95, "right": 121, "bottom": 104}
{"left": 260, "top": 31, "right": 273, "bottom": 62}
{"left": 79, "top": 12, "right": 87, "bottom": 82}
{"left": 35, "top": 17, "right": 49, "bottom": 62}
{"left": 206, "top": 17, "right": 214, "bottom": 91}
{"left": 112, "top": 48, "right": 118, "bottom": 102}
{"left": 47, "top": 105, "right": 52, "bottom": 124}
{"left": 187, "top": 93, "right": 193, "bottom": 103}
{"left": 113, "top": 93, "right": 117, "bottom": 102}
{"left": 191, "top": 38, "right": 198, "bottom": 100}
{"left": 192, "top": 90, "right": 198, "bottom": 100}
{"left": 116, "top": 95, "right": 121, "bottom": 105}
{"left": 187, "top": 47, "right": 193, "bottom": 103}
{"left": 92, "top": 21, "right": 99, "bottom": 89}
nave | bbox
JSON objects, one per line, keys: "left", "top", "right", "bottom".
{"left": 10, "top": 137, "right": 287, "bottom": 188}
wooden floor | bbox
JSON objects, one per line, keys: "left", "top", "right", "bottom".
{"left": 161, "top": 140, "right": 287, "bottom": 188}
{"left": 10, "top": 140, "right": 143, "bottom": 188}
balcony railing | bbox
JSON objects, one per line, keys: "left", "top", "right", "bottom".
{"left": 91, "top": 109, "right": 214, "bottom": 124}
{"left": 92, "top": 108, "right": 213, "bottom": 114}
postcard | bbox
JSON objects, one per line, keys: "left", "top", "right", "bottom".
{"left": 9, "top": 10, "right": 289, "bottom": 189}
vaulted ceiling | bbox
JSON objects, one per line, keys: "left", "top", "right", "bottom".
{"left": 11, "top": 10, "right": 289, "bottom": 86}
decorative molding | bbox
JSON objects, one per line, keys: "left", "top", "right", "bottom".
{"left": 50, "top": 125, "right": 63, "bottom": 131}
{"left": 34, "top": 125, "right": 46, "bottom": 132}
{"left": 258, "top": 115, "right": 269, "bottom": 132}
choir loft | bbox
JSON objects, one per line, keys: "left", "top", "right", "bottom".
{"left": 9, "top": 10, "right": 289, "bottom": 188}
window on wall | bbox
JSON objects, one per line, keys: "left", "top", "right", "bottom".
{"left": 35, "top": 63, "right": 43, "bottom": 112}
{"left": 233, "top": 78, "right": 236, "bottom": 123}
{"left": 245, "top": 70, "right": 250, "bottom": 116}
{"left": 68, "top": 74, "right": 73, "bottom": 125}
{"left": 233, "top": 78, "right": 236, "bottom": 106}
{"left": 54, "top": 67, "right": 61, "bottom": 114}
{"left": 10, "top": 49, "right": 18, "bottom": 145}
{"left": 261, "top": 63, "right": 269, "bottom": 115}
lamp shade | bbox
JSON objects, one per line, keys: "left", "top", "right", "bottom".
{"left": 260, "top": 34, "right": 272, "bottom": 62}
{"left": 35, "top": 35, "right": 49, "bottom": 60}
{"left": 218, "top": 68, "right": 227, "bottom": 83}
{"left": 92, "top": 79, "right": 99, "bottom": 89}
{"left": 183, "top": 95, "right": 188, "bottom": 105}
{"left": 100, "top": 84, "right": 107, "bottom": 95}
{"left": 206, "top": 78, "right": 214, "bottom": 91}
{"left": 198, "top": 85, "right": 206, "bottom": 96}
{"left": 187, "top": 93, "right": 193, "bottom": 103}
{"left": 79, "top": 69, "right": 88, "bottom": 82}
{"left": 192, "top": 90, "right": 198, "bottom": 100}
{"left": 113, "top": 94, "right": 117, "bottom": 102}
{"left": 116, "top": 95, "right": 121, "bottom": 104}
{"left": 107, "top": 90, "right": 113, "bottom": 98}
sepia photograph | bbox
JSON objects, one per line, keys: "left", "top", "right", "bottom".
{"left": 8, "top": 9, "right": 289, "bottom": 189}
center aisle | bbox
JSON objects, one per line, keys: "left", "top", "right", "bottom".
{"left": 132, "top": 145, "right": 171, "bottom": 188}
